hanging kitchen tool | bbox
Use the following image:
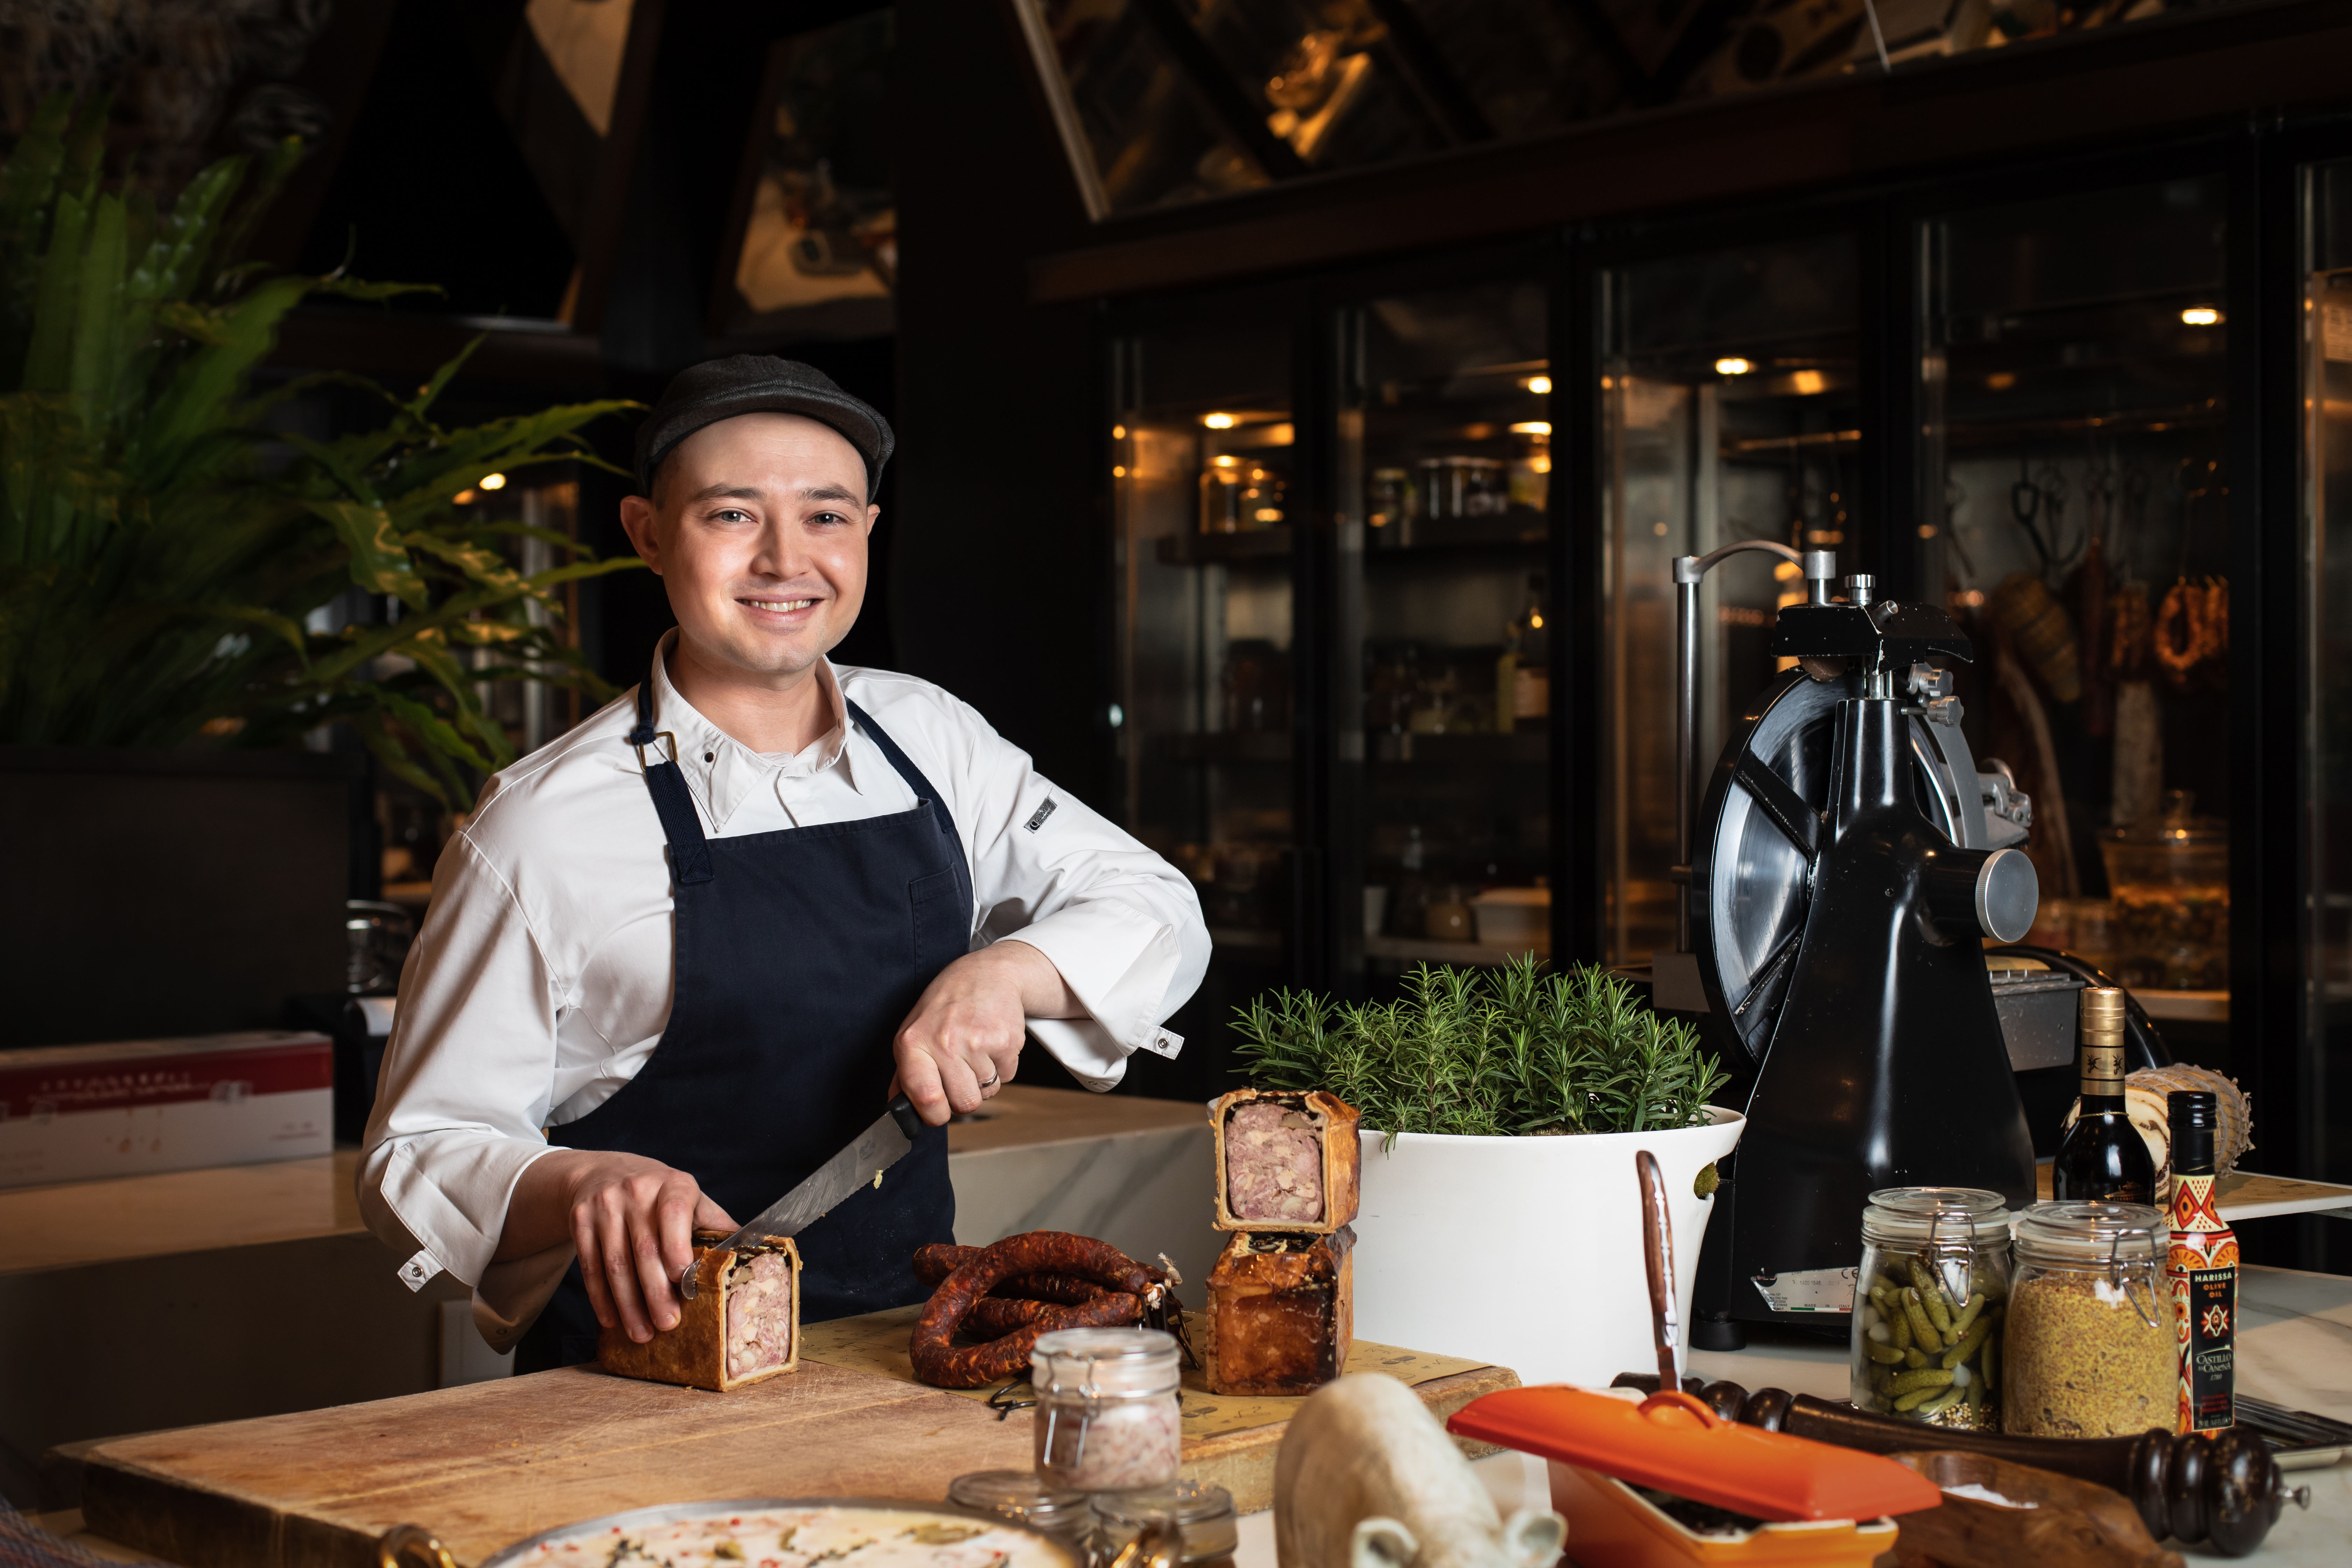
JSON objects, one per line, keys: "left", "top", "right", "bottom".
{"left": 1679, "top": 574, "right": 2040, "bottom": 1341}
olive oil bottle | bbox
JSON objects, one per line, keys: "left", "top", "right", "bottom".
{"left": 2053, "top": 986, "right": 2154, "bottom": 1203}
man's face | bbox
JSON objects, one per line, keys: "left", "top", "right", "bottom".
{"left": 618, "top": 412, "right": 877, "bottom": 684}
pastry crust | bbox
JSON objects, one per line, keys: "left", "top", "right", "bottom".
{"left": 596, "top": 1231, "right": 800, "bottom": 1392}
{"left": 1201, "top": 1225, "right": 1354, "bottom": 1396}
{"left": 1210, "top": 1088, "right": 1362, "bottom": 1233}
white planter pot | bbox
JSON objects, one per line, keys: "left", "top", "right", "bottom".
{"left": 1350, "top": 1107, "right": 1745, "bottom": 1388}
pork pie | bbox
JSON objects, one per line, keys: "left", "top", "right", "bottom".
{"left": 596, "top": 1231, "right": 799, "bottom": 1392}
{"left": 1210, "top": 1088, "right": 1362, "bottom": 1233}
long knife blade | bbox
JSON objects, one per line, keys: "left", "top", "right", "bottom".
{"left": 681, "top": 1094, "right": 926, "bottom": 1298}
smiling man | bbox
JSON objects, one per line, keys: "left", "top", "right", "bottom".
{"left": 359, "top": 357, "right": 1209, "bottom": 1369}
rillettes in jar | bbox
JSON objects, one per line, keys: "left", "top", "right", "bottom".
{"left": 1848, "top": 1187, "right": 2012, "bottom": 1430}
{"left": 2002, "top": 1201, "right": 2176, "bottom": 1438}
{"left": 1031, "top": 1327, "right": 1183, "bottom": 1493}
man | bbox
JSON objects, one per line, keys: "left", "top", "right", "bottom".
{"left": 359, "top": 357, "right": 1209, "bottom": 1369}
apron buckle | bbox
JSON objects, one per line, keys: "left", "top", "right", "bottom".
{"left": 634, "top": 730, "right": 680, "bottom": 772}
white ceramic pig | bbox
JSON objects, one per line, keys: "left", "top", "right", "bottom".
{"left": 1274, "top": 1374, "right": 1566, "bottom": 1568}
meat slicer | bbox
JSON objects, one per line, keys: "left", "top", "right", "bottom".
{"left": 1653, "top": 544, "right": 2043, "bottom": 1347}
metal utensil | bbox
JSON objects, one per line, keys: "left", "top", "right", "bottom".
{"left": 1636, "top": 1148, "right": 1679, "bottom": 1393}
{"left": 681, "top": 1093, "right": 927, "bottom": 1299}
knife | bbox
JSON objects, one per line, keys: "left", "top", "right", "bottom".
{"left": 679, "top": 1093, "right": 927, "bottom": 1299}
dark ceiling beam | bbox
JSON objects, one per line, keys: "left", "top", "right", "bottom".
{"left": 1029, "top": 0, "right": 2352, "bottom": 303}
{"left": 1359, "top": 0, "right": 1494, "bottom": 145}
{"left": 1542, "top": 0, "right": 1655, "bottom": 103}
{"left": 1127, "top": 0, "right": 1311, "bottom": 181}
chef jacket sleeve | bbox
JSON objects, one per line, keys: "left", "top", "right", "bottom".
{"left": 356, "top": 829, "right": 566, "bottom": 1290}
{"left": 946, "top": 700, "right": 1210, "bottom": 1091}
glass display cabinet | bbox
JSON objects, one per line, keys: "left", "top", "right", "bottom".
{"left": 2304, "top": 156, "right": 2352, "bottom": 1218}
{"left": 1333, "top": 279, "right": 1550, "bottom": 988}
{"left": 1110, "top": 313, "right": 1298, "bottom": 1049}
{"left": 1598, "top": 232, "right": 1862, "bottom": 968}
{"left": 1919, "top": 178, "right": 2233, "bottom": 1010}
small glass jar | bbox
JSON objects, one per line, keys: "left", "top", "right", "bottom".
{"left": 1849, "top": 1187, "right": 2012, "bottom": 1430}
{"left": 1031, "top": 1327, "right": 1182, "bottom": 1494}
{"left": 944, "top": 1470, "right": 1092, "bottom": 1552}
{"left": 2003, "top": 1201, "right": 2176, "bottom": 1438}
{"left": 1090, "top": 1480, "right": 1237, "bottom": 1568}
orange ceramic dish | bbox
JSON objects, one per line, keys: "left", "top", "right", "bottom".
{"left": 1447, "top": 1386, "right": 1941, "bottom": 1568}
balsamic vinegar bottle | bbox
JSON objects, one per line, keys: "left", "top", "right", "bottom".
{"left": 2053, "top": 986, "right": 2155, "bottom": 1203}
{"left": 2168, "top": 1088, "right": 2238, "bottom": 1434}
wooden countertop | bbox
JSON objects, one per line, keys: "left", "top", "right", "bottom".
{"left": 1, "top": 1086, "right": 1207, "bottom": 1276}
{"left": 71, "top": 1326, "right": 1513, "bottom": 1568}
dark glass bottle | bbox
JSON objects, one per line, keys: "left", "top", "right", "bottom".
{"left": 2053, "top": 985, "right": 2154, "bottom": 1203}
{"left": 2168, "top": 1088, "right": 2237, "bottom": 1433}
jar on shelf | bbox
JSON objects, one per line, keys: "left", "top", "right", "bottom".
{"left": 1849, "top": 1187, "right": 2012, "bottom": 1430}
{"left": 2003, "top": 1200, "right": 2176, "bottom": 1438}
{"left": 944, "top": 1470, "right": 1092, "bottom": 1551}
{"left": 1031, "top": 1326, "right": 1183, "bottom": 1494}
{"left": 1090, "top": 1480, "right": 1238, "bottom": 1568}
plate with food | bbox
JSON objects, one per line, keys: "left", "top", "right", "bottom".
{"left": 378, "top": 1498, "right": 1081, "bottom": 1568}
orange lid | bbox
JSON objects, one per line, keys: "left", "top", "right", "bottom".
{"left": 1446, "top": 1387, "right": 1943, "bottom": 1524}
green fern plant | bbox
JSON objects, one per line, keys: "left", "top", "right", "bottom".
{"left": 1234, "top": 957, "right": 1730, "bottom": 1138}
{"left": 0, "top": 96, "right": 644, "bottom": 807}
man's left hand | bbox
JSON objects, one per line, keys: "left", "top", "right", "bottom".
{"left": 892, "top": 939, "right": 1078, "bottom": 1125}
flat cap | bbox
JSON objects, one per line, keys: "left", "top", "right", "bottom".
{"left": 634, "top": 355, "right": 894, "bottom": 497}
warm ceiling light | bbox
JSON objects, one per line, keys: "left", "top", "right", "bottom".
{"left": 1511, "top": 421, "right": 1552, "bottom": 436}
{"left": 1986, "top": 371, "right": 2017, "bottom": 391}
{"left": 1715, "top": 357, "right": 1753, "bottom": 376}
{"left": 1525, "top": 375, "right": 1553, "bottom": 395}
{"left": 1789, "top": 369, "right": 1827, "bottom": 395}
{"left": 479, "top": 472, "right": 508, "bottom": 490}
{"left": 1112, "top": 465, "right": 1127, "bottom": 478}
{"left": 2181, "top": 306, "right": 2223, "bottom": 326}
{"left": 1202, "top": 412, "right": 1236, "bottom": 429}
{"left": 1213, "top": 455, "right": 1239, "bottom": 468}
{"left": 453, "top": 489, "right": 478, "bottom": 505}
{"left": 1112, "top": 424, "right": 1127, "bottom": 439}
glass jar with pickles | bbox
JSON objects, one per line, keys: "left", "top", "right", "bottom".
{"left": 1849, "top": 1188, "right": 2012, "bottom": 1430}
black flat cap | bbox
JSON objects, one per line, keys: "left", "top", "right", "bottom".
{"left": 634, "top": 355, "right": 894, "bottom": 497}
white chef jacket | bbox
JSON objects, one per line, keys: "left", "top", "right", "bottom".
{"left": 359, "top": 637, "right": 1208, "bottom": 1327}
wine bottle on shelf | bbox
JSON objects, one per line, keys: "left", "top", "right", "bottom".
{"left": 2168, "top": 1088, "right": 2238, "bottom": 1435}
{"left": 2052, "top": 985, "right": 2155, "bottom": 1203}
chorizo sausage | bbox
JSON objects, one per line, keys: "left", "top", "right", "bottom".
{"left": 964, "top": 1293, "right": 1142, "bottom": 1340}
{"left": 910, "top": 1231, "right": 1164, "bottom": 1388}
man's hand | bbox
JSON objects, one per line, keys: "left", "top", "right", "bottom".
{"left": 500, "top": 1149, "right": 736, "bottom": 1344}
{"left": 892, "top": 939, "right": 1080, "bottom": 1125}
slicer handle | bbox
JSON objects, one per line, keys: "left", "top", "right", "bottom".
{"left": 889, "top": 1092, "right": 924, "bottom": 1142}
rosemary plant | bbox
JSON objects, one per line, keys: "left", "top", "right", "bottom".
{"left": 0, "top": 96, "right": 641, "bottom": 807}
{"left": 1234, "top": 958, "right": 1730, "bottom": 1138}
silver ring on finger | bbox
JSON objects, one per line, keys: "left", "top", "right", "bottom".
{"left": 978, "top": 1072, "right": 1000, "bottom": 1090}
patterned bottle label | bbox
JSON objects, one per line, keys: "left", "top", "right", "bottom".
{"left": 2168, "top": 1170, "right": 2237, "bottom": 1434}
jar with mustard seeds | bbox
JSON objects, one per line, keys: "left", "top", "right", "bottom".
{"left": 1849, "top": 1187, "right": 2012, "bottom": 1430}
{"left": 2003, "top": 1201, "right": 2176, "bottom": 1438}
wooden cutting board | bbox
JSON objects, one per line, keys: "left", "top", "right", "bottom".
{"left": 80, "top": 1327, "right": 1514, "bottom": 1568}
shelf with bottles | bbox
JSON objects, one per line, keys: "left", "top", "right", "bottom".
{"left": 1362, "top": 934, "right": 1543, "bottom": 970}
{"left": 1360, "top": 569, "right": 1551, "bottom": 742}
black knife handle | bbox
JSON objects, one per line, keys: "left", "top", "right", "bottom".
{"left": 889, "top": 1092, "right": 925, "bottom": 1142}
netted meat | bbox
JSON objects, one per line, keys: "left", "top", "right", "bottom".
{"left": 723, "top": 1250, "right": 796, "bottom": 1383}
{"left": 1226, "top": 1101, "right": 1325, "bottom": 1222}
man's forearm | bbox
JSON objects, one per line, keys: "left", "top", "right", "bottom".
{"left": 495, "top": 1149, "right": 587, "bottom": 1262}
{"left": 997, "top": 937, "right": 1084, "bottom": 1019}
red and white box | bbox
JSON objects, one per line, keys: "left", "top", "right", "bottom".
{"left": 0, "top": 1031, "right": 332, "bottom": 1189}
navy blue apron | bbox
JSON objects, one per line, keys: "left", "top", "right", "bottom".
{"left": 515, "top": 682, "right": 968, "bottom": 1372}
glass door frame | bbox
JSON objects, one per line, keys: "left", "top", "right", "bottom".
{"left": 1307, "top": 238, "right": 1563, "bottom": 998}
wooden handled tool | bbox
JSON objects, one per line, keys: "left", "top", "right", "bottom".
{"left": 1610, "top": 1374, "right": 2309, "bottom": 1557}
